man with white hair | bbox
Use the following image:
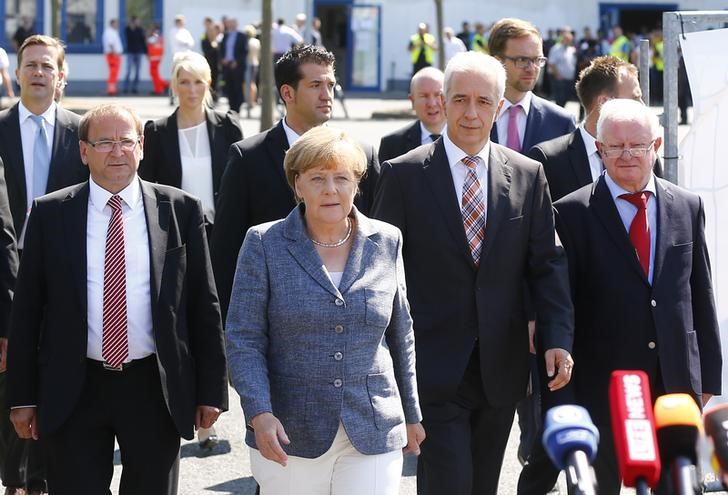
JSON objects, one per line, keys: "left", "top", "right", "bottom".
{"left": 549, "top": 98, "right": 721, "bottom": 493}
{"left": 443, "top": 27, "right": 466, "bottom": 65}
{"left": 373, "top": 51, "right": 574, "bottom": 494}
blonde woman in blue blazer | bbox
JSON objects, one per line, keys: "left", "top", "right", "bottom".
{"left": 226, "top": 126, "right": 424, "bottom": 494}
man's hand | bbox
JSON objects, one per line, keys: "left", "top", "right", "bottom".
{"left": 403, "top": 423, "right": 426, "bottom": 455}
{"left": 195, "top": 405, "right": 222, "bottom": 430}
{"left": 0, "top": 337, "right": 7, "bottom": 373}
{"left": 527, "top": 321, "right": 536, "bottom": 355}
{"left": 251, "top": 412, "right": 290, "bottom": 466}
{"left": 10, "top": 407, "right": 38, "bottom": 440}
{"left": 544, "top": 348, "right": 573, "bottom": 391}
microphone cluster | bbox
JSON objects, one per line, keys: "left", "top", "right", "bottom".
{"left": 541, "top": 370, "right": 727, "bottom": 494}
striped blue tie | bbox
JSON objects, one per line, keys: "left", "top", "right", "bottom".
{"left": 29, "top": 114, "right": 50, "bottom": 198}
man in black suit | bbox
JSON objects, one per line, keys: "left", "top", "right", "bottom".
{"left": 0, "top": 34, "right": 87, "bottom": 494}
{"left": 211, "top": 44, "right": 380, "bottom": 319}
{"left": 372, "top": 51, "right": 574, "bottom": 494}
{"left": 378, "top": 67, "right": 445, "bottom": 163}
{"left": 488, "top": 18, "right": 575, "bottom": 155}
{"left": 554, "top": 99, "right": 720, "bottom": 493}
{"left": 219, "top": 18, "right": 248, "bottom": 113}
{"left": 6, "top": 104, "right": 228, "bottom": 494}
{"left": 528, "top": 55, "right": 660, "bottom": 202}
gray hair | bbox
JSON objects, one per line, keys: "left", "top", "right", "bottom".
{"left": 596, "top": 98, "right": 660, "bottom": 141}
{"left": 443, "top": 51, "right": 506, "bottom": 101}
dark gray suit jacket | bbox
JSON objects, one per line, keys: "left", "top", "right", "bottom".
{"left": 7, "top": 180, "right": 228, "bottom": 439}
{"left": 0, "top": 157, "right": 18, "bottom": 338}
{"left": 378, "top": 120, "right": 423, "bottom": 163}
{"left": 372, "top": 140, "right": 574, "bottom": 405}
{"left": 211, "top": 120, "right": 381, "bottom": 319}
{"left": 0, "top": 103, "right": 88, "bottom": 235}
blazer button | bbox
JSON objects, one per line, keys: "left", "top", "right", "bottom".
{"left": 335, "top": 299, "right": 344, "bottom": 306}
{"left": 650, "top": 299, "right": 657, "bottom": 307}
{"left": 334, "top": 351, "right": 343, "bottom": 361}
{"left": 333, "top": 378, "right": 343, "bottom": 387}
{"left": 334, "top": 324, "right": 344, "bottom": 333}
{"left": 648, "top": 341, "right": 656, "bottom": 349}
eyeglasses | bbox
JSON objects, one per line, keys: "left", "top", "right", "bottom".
{"left": 600, "top": 140, "right": 656, "bottom": 159}
{"left": 502, "top": 56, "right": 548, "bottom": 69}
{"left": 85, "top": 138, "right": 140, "bottom": 153}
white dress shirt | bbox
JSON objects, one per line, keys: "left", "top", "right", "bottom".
{"left": 442, "top": 131, "right": 489, "bottom": 224}
{"left": 102, "top": 27, "right": 123, "bottom": 54}
{"left": 171, "top": 27, "right": 195, "bottom": 54}
{"left": 282, "top": 117, "right": 302, "bottom": 147}
{"left": 578, "top": 125, "right": 603, "bottom": 181}
{"left": 179, "top": 122, "right": 215, "bottom": 222}
{"left": 603, "top": 172, "right": 657, "bottom": 284}
{"left": 18, "top": 101, "right": 56, "bottom": 248}
{"left": 87, "top": 176, "right": 155, "bottom": 362}
{"left": 496, "top": 92, "right": 532, "bottom": 149}
{"left": 419, "top": 121, "right": 444, "bottom": 145}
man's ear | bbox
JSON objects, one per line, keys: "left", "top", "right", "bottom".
{"left": 279, "top": 84, "right": 294, "bottom": 104}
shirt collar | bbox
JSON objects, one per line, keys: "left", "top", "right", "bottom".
{"left": 89, "top": 175, "right": 142, "bottom": 214}
{"left": 604, "top": 171, "right": 657, "bottom": 201}
{"left": 282, "top": 117, "right": 301, "bottom": 147}
{"left": 442, "top": 131, "right": 490, "bottom": 171}
{"left": 19, "top": 100, "right": 57, "bottom": 127}
{"left": 500, "top": 91, "right": 532, "bottom": 117}
{"left": 578, "top": 124, "right": 599, "bottom": 157}
{"left": 419, "top": 121, "right": 444, "bottom": 143}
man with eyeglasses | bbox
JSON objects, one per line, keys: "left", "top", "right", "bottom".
{"left": 543, "top": 98, "right": 720, "bottom": 494}
{"left": 6, "top": 103, "right": 228, "bottom": 494}
{"left": 0, "top": 34, "right": 88, "bottom": 495}
{"left": 488, "top": 18, "right": 575, "bottom": 157}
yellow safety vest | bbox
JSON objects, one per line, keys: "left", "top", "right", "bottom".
{"left": 410, "top": 33, "right": 435, "bottom": 64}
{"left": 654, "top": 40, "right": 664, "bottom": 71}
{"left": 473, "top": 33, "right": 488, "bottom": 54}
{"left": 610, "top": 35, "right": 630, "bottom": 62}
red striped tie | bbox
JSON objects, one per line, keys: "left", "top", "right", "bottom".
{"left": 102, "top": 195, "right": 128, "bottom": 368}
{"left": 461, "top": 156, "right": 486, "bottom": 266}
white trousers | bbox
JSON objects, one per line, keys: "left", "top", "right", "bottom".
{"left": 250, "top": 422, "right": 403, "bottom": 495}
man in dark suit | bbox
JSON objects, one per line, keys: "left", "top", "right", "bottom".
{"left": 528, "top": 55, "right": 662, "bottom": 202}
{"left": 0, "top": 34, "right": 87, "bottom": 495}
{"left": 488, "top": 18, "right": 575, "bottom": 155}
{"left": 372, "top": 51, "right": 574, "bottom": 494}
{"left": 378, "top": 67, "right": 445, "bottom": 163}
{"left": 536, "top": 98, "right": 721, "bottom": 494}
{"left": 211, "top": 44, "right": 380, "bottom": 319}
{"left": 6, "top": 104, "right": 229, "bottom": 494}
{"left": 219, "top": 18, "right": 248, "bottom": 113}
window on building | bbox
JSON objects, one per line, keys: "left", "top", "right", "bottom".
{"left": 62, "top": 0, "right": 101, "bottom": 52}
{"left": 4, "top": 0, "right": 40, "bottom": 51}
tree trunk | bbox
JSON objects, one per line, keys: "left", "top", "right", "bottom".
{"left": 260, "top": 0, "right": 274, "bottom": 131}
{"left": 434, "top": 0, "right": 445, "bottom": 71}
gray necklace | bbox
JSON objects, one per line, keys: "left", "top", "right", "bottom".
{"left": 310, "top": 218, "right": 352, "bottom": 248}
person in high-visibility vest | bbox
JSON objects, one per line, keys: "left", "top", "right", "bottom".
{"left": 651, "top": 29, "right": 664, "bottom": 103}
{"left": 408, "top": 23, "right": 436, "bottom": 76}
{"left": 472, "top": 22, "right": 489, "bottom": 54}
{"left": 609, "top": 25, "right": 630, "bottom": 62}
{"left": 147, "top": 23, "right": 168, "bottom": 95}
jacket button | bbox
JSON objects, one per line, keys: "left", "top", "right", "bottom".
{"left": 648, "top": 341, "right": 656, "bottom": 349}
{"left": 335, "top": 299, "right": 344, "bottom": 306}
{"left": 333, "top": 378, "right": 343, "bottom": 387}
{"left": 651, "top": 299, "right": 657, "bottom": 307}
{"left": 334, "top": 325, "right": 344, "bottom": 333}
{"left": 334, "top": 352, "right": 343, "bottom": 361}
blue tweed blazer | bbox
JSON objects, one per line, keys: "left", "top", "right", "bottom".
{"left": 226, "top": 204, "right": 422, "bottom": 458}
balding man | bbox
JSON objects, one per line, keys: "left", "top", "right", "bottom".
{"left": 378, "top": 67, "right": 445, "bottom": 163}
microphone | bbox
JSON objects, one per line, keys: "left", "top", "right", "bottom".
{"left": 703, "top": 404, "right": 728, "bottom": 488}
{"left": 542, "top": 404, "right": 599, "bottom": 495}
{"left": 608, "top": 370, "right": 661, "bottom": 495}
{"left": 654, "top": 393, "right": 702, "bottom": 495}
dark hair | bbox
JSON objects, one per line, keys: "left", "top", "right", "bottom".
{"left": 274, "top": 44, "right": 335, "bottom": 96}
{"left": 17, "top": 35, "right": 66, "bottom": 70}
{"left": 575, "top": 55, "right": 638, "bottom": 110}
{"left": 488, "top": 18, "right": 541, "bottom": 57}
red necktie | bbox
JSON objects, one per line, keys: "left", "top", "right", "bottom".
{"left": 506, "top": 105, "right": 522, "bottom": 152}
{"left": 461, "top": 156, "right": 486, "bottom": 266}
{"left": 620, "top": 191, "right": 651, "bottom": 277}
{"left": 102, "top": 195, "right": 128, "bottom": 368}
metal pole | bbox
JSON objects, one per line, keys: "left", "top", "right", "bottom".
{"left": 639, "top": 38, "right": 650, "bottom": 107}
{"left": 662, "top": 12, "right": 680, "bottom": 184}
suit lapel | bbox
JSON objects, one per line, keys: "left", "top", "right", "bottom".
{"left": 337, "top": 208, "right": 377, "bottom": 295}
{"left": 265, "top": 121, "right": 289, "bottom": 184}
{"left": 62, "top": 183, "right": 89, "bottom": 312}
{"left": 479, "top": 145, "right": 512, "bottom": 263}
{"left": 422, "top": 142, "right": 475, "bottom": 265}
{"left": 567, "top": 130, "right": 594, "bottom": 187}
{"left": 651, "top": 179, "right": 674, "bottom": 285}
{"left": 284, "top": 205, "right": 340, "bottom": 298}
{"left": 141, "top": 181, "right": 168, "bottom": 306}
{"left": 590, "top": 177, "right": 648, "bottom": 281}
{"left": 166, "top": 111, "right": 183, "bottom": 186}
{"left": 47, "top": 107, "right": 75, "bottom": 192}
{"left": 521, "top": 100, "right": 544, "bottom": 152}
{"left": 405, "top": 121, "right": 422, "bottom": 150}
